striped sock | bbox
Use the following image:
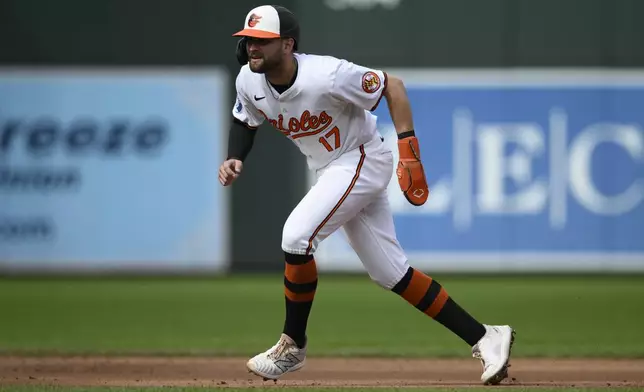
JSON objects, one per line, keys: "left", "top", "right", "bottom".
{"left": 282, "top": 252, "right": 317, "bottom": 348}
{"left": 392, "top": 266, "right": 486, "bottom": 346}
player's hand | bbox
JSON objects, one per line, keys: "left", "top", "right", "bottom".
{"left": 396, "top": 135, "right": 429, "bottom": 206}
{"left": 219, "top": 159, "right": 243, "bottom": 186}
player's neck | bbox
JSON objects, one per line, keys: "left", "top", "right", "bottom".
{"left": 266, "top": 56, "right": 297, "bottom": 87}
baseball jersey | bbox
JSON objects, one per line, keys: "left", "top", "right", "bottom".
{"left": 232, "top": 53, "right": 388, "bottom": 170}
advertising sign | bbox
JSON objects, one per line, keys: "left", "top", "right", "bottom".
{"left": 314, "top": 69, "right": 644, "bottom": 272}
{"left": 0, "top": 67, "right": 230, "bottom": 273}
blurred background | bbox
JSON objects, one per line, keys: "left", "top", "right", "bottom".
{"left": 2, "top": 0, "right": 643, "bottom": 275}
{"left": 0, "top": 0, "right": 643, "bottom": 361}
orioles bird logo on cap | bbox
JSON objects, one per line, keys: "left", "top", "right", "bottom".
{"left": 248, "top": 13, "right": 262, "bottom": 27}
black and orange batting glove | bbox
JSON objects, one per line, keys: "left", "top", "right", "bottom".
{"left": 396, "top": 130, "right": 429, "bottom": 206}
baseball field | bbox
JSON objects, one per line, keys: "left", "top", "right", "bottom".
{"left": 1, "top": 273, "right": 643, "bottom": 392}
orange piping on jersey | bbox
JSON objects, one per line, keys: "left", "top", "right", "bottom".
{"left": 305, "top": 145, "right": 366, "bottom": 255}
{"left": 370, "top": 72, "right": 388, "bottom": 112}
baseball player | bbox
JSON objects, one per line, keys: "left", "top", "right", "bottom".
{"left": 219, "top": 4, "right": 515, "bottom": 385}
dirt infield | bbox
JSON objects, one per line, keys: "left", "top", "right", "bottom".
{"left": 2, "top": 356, "right": 644, "bottom": 388}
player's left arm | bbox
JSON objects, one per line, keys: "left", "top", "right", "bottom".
{"left": 330, "top": 59, "right": 429, "bottom": 206}
{"left": 382, "top": 74, "right": 429, "bottom": 206}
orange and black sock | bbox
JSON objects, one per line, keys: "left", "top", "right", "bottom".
{"left": 392, "top": 266, "right": 486, "bottom": 346}
{"left": 282, "top": 252, "right": 317, "bottom": 348}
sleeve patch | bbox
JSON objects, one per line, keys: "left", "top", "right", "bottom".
{"left": 362, "top": 71, "right": 382, "bottom": 94}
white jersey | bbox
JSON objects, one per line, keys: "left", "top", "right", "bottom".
{"left": 232, "top": 53, "right": 388, "bottom": 170}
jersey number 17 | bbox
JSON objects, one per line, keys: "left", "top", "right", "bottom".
{"left": 319, "top": 126, "right": 340, "bottom": 152}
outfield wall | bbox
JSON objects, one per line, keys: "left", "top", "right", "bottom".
{"left": 1, "top": 0, "right": 643, "bottom": 274}
{"left": 1, "top": 67, "right": 643, "bottom": 274}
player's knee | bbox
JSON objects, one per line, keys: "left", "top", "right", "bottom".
{"left": 368, "top": 265, "right": 408, "bottom": 290}
{"left": 367, "top": 261, "right": 410, "bottom": 290}
{"left": 281, "top": 224, "right": 310, "bottom": 255}
{"left": 369, "top": 273, "right": 399, "bottom": 290}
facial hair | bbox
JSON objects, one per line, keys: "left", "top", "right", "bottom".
{"left": 249, "top": 52, "right": 282, "bottom": 74}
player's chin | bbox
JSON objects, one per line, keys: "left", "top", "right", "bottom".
{"left": 248, "top": 58, "right": 265, "bottom": 73}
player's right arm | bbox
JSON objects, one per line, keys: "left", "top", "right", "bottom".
{"left": 220, "top": 71, "right": 265, "bottom": 187}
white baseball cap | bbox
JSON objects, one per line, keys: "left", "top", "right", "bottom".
{"left": 232, "top": 4, "right": 300, "bottom": 47}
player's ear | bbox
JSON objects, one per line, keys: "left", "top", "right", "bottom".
{"left": 283, "top": 37, "right": 295, "bottom": 53}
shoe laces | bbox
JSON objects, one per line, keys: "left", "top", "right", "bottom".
{"left": 267, "top": 337, "right": 290, "bottom": 360}
{"left": 472, "top": 338, "right": 490, "bottom": 370}
{"left": 472, "top": 344, "right": 483, "bottom": 360}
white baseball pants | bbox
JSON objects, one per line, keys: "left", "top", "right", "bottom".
{"left": 281, "top": 135, "right": 410, "bottom": 289}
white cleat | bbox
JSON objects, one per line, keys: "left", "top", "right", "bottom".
{"left": 472, "top": 325, "right": 516, "bottom": 385}
{"left": 246, "top": 333, "right": 306, "bottom": 381}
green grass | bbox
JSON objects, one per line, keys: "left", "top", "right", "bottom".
{"left": 0, "top": 275, "right": 643, "bottom": 357}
